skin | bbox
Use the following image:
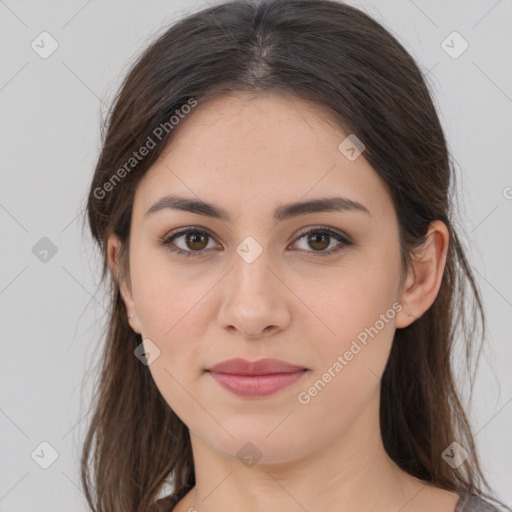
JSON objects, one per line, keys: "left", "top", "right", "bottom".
{"left": 108, "top": 92, "right": 458, "bottom": 512}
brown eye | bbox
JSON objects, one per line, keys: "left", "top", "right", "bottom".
{"left": 162, "top": 228, "right": 218, "bottom": 257}
{"left": 306, "top": 232, "right": 331, "bottom": 251}
{"left": 185, "top": 231, "right": 209, "bottom": 251}
{"left": 291, "top": 227, "right": 352, "bottom": 256}
{"left": 161, "top": 226, "right": 352, "bottom": 258}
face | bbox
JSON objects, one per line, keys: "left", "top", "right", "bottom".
{"left": 111, "top": 92, "right": 415, "bottom": 465}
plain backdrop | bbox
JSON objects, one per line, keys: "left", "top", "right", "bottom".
{"left": 1, "top": 1, "right": 511, "bottom": 510}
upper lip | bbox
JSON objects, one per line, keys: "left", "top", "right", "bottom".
{"left": 207, "top": 357, "right": 307, "bottom": 375}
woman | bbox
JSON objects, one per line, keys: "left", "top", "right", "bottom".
{"left": 81, "top": 1, "right": 510, "bottom": 511}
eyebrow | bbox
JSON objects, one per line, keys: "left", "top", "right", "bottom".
{"left": 144, "top": 194, "right": 371, "bottom": 223}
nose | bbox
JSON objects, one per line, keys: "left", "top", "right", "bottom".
{"left": 217, "top": 250, "right": 292, "bottom": 339}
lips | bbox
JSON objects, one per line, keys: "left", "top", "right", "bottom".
{"left": 207, "top": 357, "right": 307, "bottom": 375}
{"left": 206, "top": 358, "right": 308, "bottom": 398}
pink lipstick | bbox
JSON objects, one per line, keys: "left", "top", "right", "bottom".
{"left": 206, "top": 357, "right": 308, "bottom": 397}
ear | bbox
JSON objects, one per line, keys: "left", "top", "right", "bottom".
{"left": 395, "top": 220, "right": 450, "bottom": 329}
{"left": 107, "top": 234, "right": 142, "bottom": 334}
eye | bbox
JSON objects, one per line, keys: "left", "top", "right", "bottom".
{"left": 159, "top": 225, "right": 352, "bottom": 258}
{"left": 160, "top": 227, "right": 219, "bottom": 257}
{"left": 290, "top": 226, "right": 352, "bottom": 256}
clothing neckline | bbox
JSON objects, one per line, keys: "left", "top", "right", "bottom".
{"left": 162, "top": 490, "right": 498, "bottom": 512}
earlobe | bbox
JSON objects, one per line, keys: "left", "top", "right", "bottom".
{"left": 395, "top": 220, "right": 449, "bottom": 329}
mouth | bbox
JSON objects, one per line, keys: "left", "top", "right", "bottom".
{"left": 205, "top": 358, "right": 309, "bottom": 398}
{"left": 207, "top": 370, "right": 308, "bottom": 397}
{"left": 206, "top": 357, "right": 308, "bottom": 375}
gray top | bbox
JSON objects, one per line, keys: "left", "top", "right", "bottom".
{"left": 455, "top": 493, "right": 504, "bottom": 511}
{"left": 151, "top": 492, "right": 505, "bottom": 511}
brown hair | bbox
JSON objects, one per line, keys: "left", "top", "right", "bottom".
{"left": 81, "top": 1, "right": 508, "bottom": 510}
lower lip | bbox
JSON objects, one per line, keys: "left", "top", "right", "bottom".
{"left": 208, "top": 370, "right": 307, "bottom": 397}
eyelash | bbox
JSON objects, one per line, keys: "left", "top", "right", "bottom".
{"left": 159, "top": 225, "right": 353, "bottom": 258}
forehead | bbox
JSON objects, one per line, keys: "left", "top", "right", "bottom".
{"left": 134, "top": 92, "right": 394, "bottom": 223}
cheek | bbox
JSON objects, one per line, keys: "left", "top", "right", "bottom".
{"left": 303, "top": 252, "right": 401, "bottom": 403}
{"left": 310, "top": 257, "right": 400, "bottom": 345}
{"left": 130, "top": 242, "right": 201, "bottom": 336}
{"left": 313, "top": 288, "right": 397, "bottom": 388}
{"left": 130, "top": 252, "right": 219, "bottom": 380}
{"left": 130, "top": 262, "right": 212, "bottom": 423}
{"left": 297, "top": 302, "right": 396, "bottom": 436}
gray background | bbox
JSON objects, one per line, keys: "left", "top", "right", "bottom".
{"left": 1, "top": 0, "right": 511, "bottom": 510}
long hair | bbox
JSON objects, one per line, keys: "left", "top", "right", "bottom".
{"left": 81, "top": 1, "right": 507, "bottom": 510}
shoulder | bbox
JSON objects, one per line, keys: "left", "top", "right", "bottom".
{"left": 455, "top": 493, "right": 506, "bottom": 512}
{"left": 148, "top": 494, "right": 180, "bottom": 512}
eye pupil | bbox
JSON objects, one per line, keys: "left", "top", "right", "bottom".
{"left": 308, "top": 232, "right": 330, "bottom": 251}
{"left": 187, "top": 231, "right": 208, "bottom": 250}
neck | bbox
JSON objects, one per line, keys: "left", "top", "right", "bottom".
{"left": 182, "top": 387, "right": 426, "bottom": 512}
